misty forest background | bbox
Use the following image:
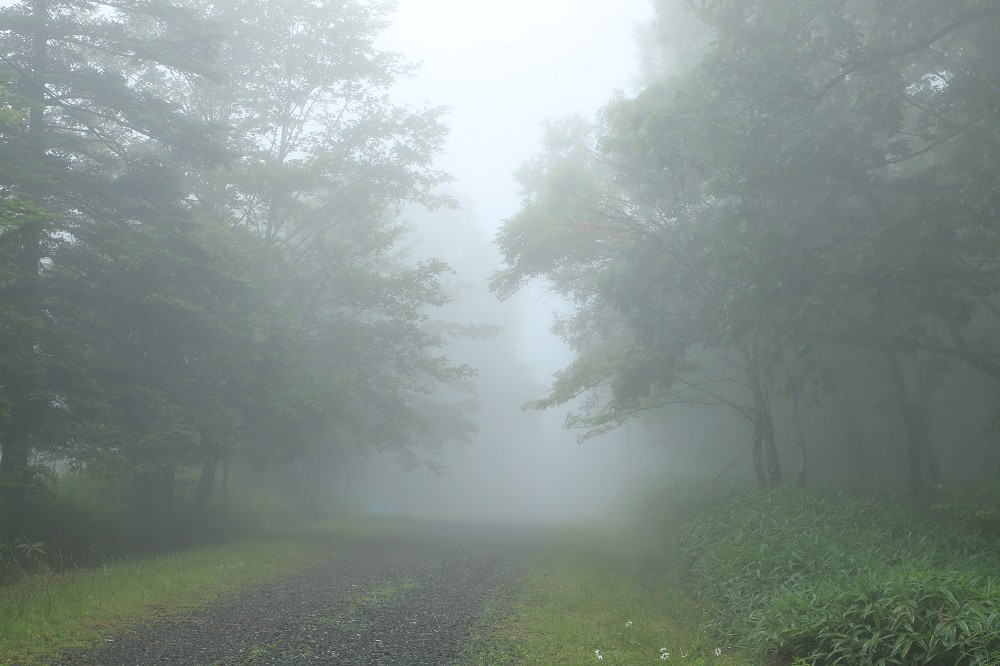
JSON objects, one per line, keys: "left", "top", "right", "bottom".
{"left": 1, "top": 0, "right": 1000, "bottom": 608}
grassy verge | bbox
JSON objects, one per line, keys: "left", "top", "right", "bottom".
{"left": 674, "top": 484, "right": 1000, "bottom": 664}
{"left": 464, "top": 526, "right": 743, "bottom": 665}
{"left": 0, "top": 515, "right": 409, "bottom": 665}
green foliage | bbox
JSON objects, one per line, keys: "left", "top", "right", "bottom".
{"left": 662, "top": 485, "right": 1000, "bottom": 663}
{"left": 930, "top": 477, "right": 1000, "bottom": 538}
{"left": 0, "top": 0, "right": 473, "bottom": 549}
{"left": 494, "top": 0, "right": 1000, "bottom": 488}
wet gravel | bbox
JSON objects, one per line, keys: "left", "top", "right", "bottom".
{"left": 54, "top": 522, "right": 541, "bottom": 665}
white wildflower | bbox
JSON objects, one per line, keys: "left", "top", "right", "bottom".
{"left": 595, "top": 649, "right": 603, "bottom": 661}
{"left": 714, "top": 647, "right": 723, "bottom": 656}
{"left": 625, "top": 620, "right": 633, "bottom": 627}
{"left": 660, "top": 653, "right": 669, "bottom": 661}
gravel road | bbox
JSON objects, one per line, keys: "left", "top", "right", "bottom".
{"left": 54, "top": 522, "right": 540, "bottom": 665}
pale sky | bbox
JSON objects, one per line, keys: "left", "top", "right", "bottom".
{"left": 381, "top": 0, "right": 652, "bottom": 220}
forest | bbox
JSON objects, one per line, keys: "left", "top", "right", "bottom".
{"left": 494, "top": 0, "right": 1000, "bottom": 495}
{"left": 1, "top": 0, "right": 1000, "bottom": 664}
{"left": 0, "top": 0, "right": 484, "bottom": 555}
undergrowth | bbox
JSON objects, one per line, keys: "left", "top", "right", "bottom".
{"left": 640, "top": 482, "right": 1000, "bottom": 664}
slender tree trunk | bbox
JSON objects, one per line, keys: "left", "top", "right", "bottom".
{"left": 759, "top": 399, "right": 782, "bottom": 485}
{"left": 880, "top": 345, "right": 925, "bottom": 495}
{"left": 191, "top": 458, "right": 218, "bottom": 515}
{"left": 742, "top": 340, "right": 781, "bottom": 486}
{"left": 751, "top": 431, "right": 766, "bottom": 486}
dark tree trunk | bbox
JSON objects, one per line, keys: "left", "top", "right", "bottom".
{"left": 751, "top": 378, "right": 781, "bottom": 485}
{"left": 744, "top": 340, "right": 781, "bottom": 486}
{"left": 751, "top": 432, "right": 766, "bottom": 486}
{"left": 191, "top": 458, "right": 218, "bottom": 516}
{"left": 880, "top": 345, "right": 926, "bottom": 495}
{"left": 760, "top": 403, "right": 782, "bottom": 485}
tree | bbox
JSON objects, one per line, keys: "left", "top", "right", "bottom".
{"left": 0, "top": 0, "right": 222, "bottom": 525}
{"left": 179, "top": 0, "right": 474, "bottom": 503}
{"left": 495, "top": 0, "right": 1000, "bottom": 491}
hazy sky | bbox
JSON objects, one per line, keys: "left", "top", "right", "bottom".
{"left": 381, "top": 0, "right": 651, "bottom": 219}
{"left": 379, "top": 0, "right": 653, "bottom": 377}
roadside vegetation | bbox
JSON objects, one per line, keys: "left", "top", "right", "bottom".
{"left": 636, "top": 480, "right": 1000, "bottom": 665}
{"left": 0, "top": 513, "right": 408, "bottom": 665}
{"left": 466, "top": 522, "right": 741, "bottom": 665}
{"left": 469, "top": 479, "right": 1000, "bottom": 665}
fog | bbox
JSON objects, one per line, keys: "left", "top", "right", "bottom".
{"left": 3, "top": 0, "right": 999, "bottom": 543}
{"left": 344, "top": 1, "right": 660, "bottom": 522}
{"left": 4, "top": 3, "right": 1000, "bottom": 662}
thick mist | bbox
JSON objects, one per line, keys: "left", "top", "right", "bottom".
{"left": 347, "top": 1, "right": 660, "bottom": 523}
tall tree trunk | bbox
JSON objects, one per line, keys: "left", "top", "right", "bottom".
{"left": 191, "top": 458, "right": 218, "bottom": 515}
{"left": 758, "top": 399, "right": 782, "bottom": 485}
{"left": 880, "top": 345, "right": 925, "bottom": 495}
{"left": 744, "top": 340, "right": 781, "bottom": 485}
{"left": 751, "top": 431, "right": 766, "bottom": 486}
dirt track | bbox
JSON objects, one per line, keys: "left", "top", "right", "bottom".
{"left": 54, "top": 522, "right": 540, "bottom": 665}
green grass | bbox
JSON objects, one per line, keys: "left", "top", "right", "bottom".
{"left": 464, "top": 526, "right": 744, "bottom": 665}
{"left": 0, "top": 515, "right": 410, "bottom": 665}
{"left": 673, "top": 484, "right": 1000, "bottom": 664}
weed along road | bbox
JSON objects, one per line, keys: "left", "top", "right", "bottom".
{"left": 55, "top": 523, "right": 539, "bottom": 665}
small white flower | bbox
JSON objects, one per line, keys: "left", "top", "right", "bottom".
{"left": 714, "top": 647, "right": 723, "bottom": 656}
{"left": 660, "top": 654, "right": 669, "bottom": 661}
{"left": 660, "top": 648, "right": 669, "bottom": 654}
{"left": 595, "top": 649, "right": 603, "bottom": 661}
{"left": 625, "top": 620, "right": 633, "bottom": 627}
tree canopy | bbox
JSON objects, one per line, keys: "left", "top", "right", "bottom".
{"left": 494, "top": 0, "right": 1000, "bottom": 491}
{"left": 0, "top": 0, "right": 474, "bottom": 541}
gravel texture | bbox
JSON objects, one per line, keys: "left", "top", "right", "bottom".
{"left": 54, "top": 522, "right": 540, "bottom": 665}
